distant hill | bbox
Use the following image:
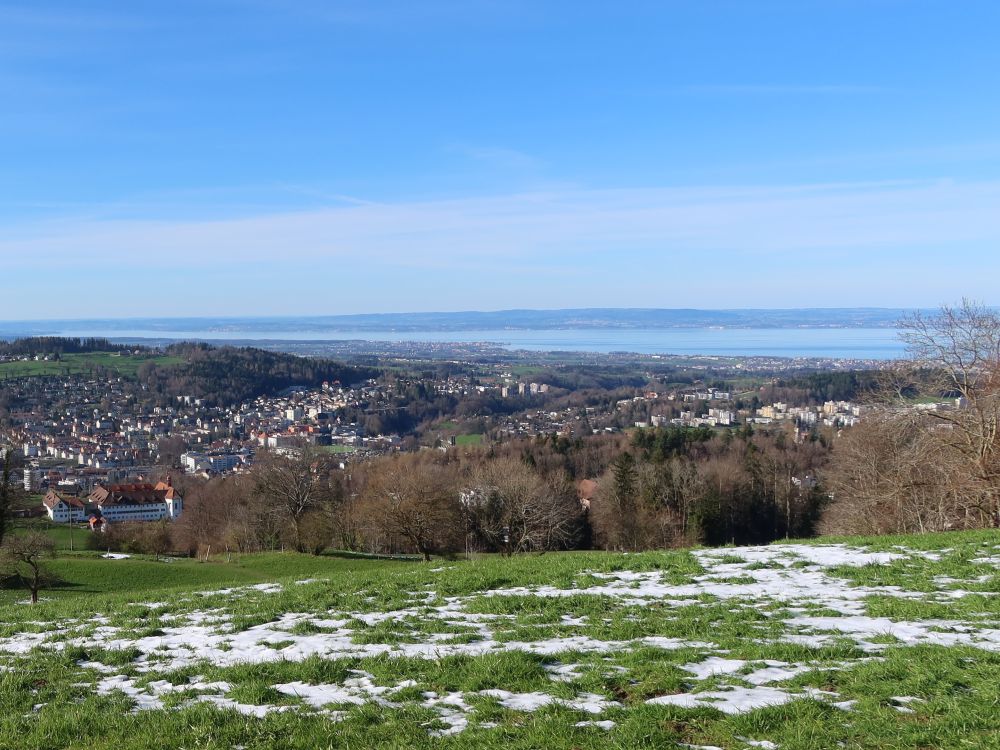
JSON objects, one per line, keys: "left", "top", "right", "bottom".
{"left": 147, "top": 343, "right": 378, "bottom": 406}
{"left": 0, "top": 337, "right": 377, "bottom": 407}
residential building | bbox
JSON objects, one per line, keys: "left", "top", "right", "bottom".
{"left": 42, "top": 490, "right": 87, "bottom": 523}
{"left": 88, "top": 480, "right": 184, "bottom": 523}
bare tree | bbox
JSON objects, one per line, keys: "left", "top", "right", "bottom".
{"left": 1, "top": 532, "right": 58, "bottom": 604}
{"left": 820, "top": 412, "right": 973, "bottom": 534}
{"left": 144, "top": 521, "right": 174, "bottom": 561}
{"left": 897, "top": 300, "right": 1000, "bottom": 524}
{"left": 251, "top": 451, "right": 339, "bottom": 553}
{"left": 360, "top": 457, "right": 462, "bottom": 561}
{"left": 821, "top": 300, "right": 1000, "bottom": 534}
{"left": 465, "top": 458, "right": 582, "bottom": 556}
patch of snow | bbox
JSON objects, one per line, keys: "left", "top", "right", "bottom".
{"left": 680, "top": 657, "right": 747, "bottom": 680}
{"left": 784, "top": 615, "right": 1000, "bottom": 652}
{"left": 479, "top": 689, "right": 619, "bottom": 714}
{"left": 576, "top": 720, "right": 616, "bottom": 730}
{"left": 195, "top": 695, "right": 292, "bottom": 717}
{"left": 648, "top": 685, "right": 798, "bottom": 715}
{"left": 738, "top": 739, "right": 779, "bottom": 749}
{"left": 95, "top": 675, "right": 164, "bottom": 712}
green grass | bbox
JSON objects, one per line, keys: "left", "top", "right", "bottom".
{"left": 0, "top": 550, "right": 407, "bottom": 606}
{"left": 9, "top": 519, "right": 94, "bottom": 551}
{"left": 316, "top": 444, "right": 357, "bottom": 454}
{"left": 455, "top": 433, "right": 484, "bottom": 446}
{"left": 2, "top": 530, "right": 1000, "bottom": 749}
{"left": 0, "top": 352, "right": 185, "bottom": 379}
{"left": 508, "top": 365, "right": 545, "bottom": 377}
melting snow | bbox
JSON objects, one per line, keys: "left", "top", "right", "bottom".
{"left": 2, "top": 539, "right": 993, "bottom": 735}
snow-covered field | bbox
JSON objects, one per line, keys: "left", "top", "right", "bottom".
{"left": 2, "top": 536, "right": 1000, "bottom": 749}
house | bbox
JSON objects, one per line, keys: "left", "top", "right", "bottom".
{"left": 88, "top": 479, "right": 183, "bottom": 523}
{"left": 42, "top": 489, "right": 88, "bottom": 523}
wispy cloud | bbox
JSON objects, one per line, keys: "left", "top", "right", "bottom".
{"left": 218, "top": 0, "right": 520, "bottom": 28}
{"left": 447, "top": 144, "right": 543, "bottom": 172}
{"left": 4, "top": 179, "right": 1000, "bottom": 273}
{"left": 678, "top": 84, "right": 886, "bottom": 95}
{"left": 0, "top": 4, "right": 145, "bottom": 31}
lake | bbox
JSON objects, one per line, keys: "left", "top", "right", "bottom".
{"left": 36, "top": 326, "right": 906, "bottom": 359}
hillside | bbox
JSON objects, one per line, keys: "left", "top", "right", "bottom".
{"left": 1, "top": 530, "right": 999, "bottom": 749}
{"left": 0, "top": 338, "right": 378, "bottom": 407}
{"left": 144, "top": 344, "right": 379, "bottom": 406}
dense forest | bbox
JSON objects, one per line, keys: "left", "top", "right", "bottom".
{"left": 777, "top": 370, "right": 882, "bottom": 403}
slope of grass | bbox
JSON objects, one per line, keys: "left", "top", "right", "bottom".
{"left": 1, "top": 530, "right": 999, "bottom": 749}
{"left": 0, "top": 352, "right": 185, "bottom": 379}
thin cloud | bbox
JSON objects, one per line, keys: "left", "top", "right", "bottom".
{"left": 678, "top": 84, "right": 886, "bottom": 95}
{"left": 4, "top": 179, "right": 1000, "bottom": 273}
{"left": 218, "top": 0, "right": 520, "bottom": 28}
{"left": 448, "top": 144, "right": 544, "bottom": 172}
{"left": 0, "top": 5, "right": 145, "bottom": 31}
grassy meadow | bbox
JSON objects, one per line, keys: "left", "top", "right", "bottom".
{"left": 1, "top": 530, "right": 999, "bottom": 749}
{"left": 0, "top": 352, "right": 185, "bottom": 379}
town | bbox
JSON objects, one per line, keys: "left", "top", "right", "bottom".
{"left": 0, "top": 339, "right": 965, "bottom": 527}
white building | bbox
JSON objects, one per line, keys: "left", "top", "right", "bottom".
{"left": 42, "top": 490, "right": 87, "bottom": 523}
{"left": 88, "top": 480, "right": 183, "bottom": 523}
{"left": 181, "top": 451, "right": 244, "bottom": 474}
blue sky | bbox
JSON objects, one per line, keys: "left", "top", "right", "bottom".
{"left": 3, "top": 0, "right": 1000, "bottom": 319}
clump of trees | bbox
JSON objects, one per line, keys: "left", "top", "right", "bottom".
{"left": 168, "top": 446, "right": 589, "bottom": 560}
{"left": 821, "top": 300, "right": 1000, "bottom": 534}
{"left": 162, "top": 421, "right": 828, "bottom": 561}
{"left": 591, "top": 426, "right": 828, "bottom": 549}
{"left": 0, "top": 447, "right": 17, "bottom": 548}
{"left": 0, "top": 337, "right": 134, "bottom": 356}
{"left": 87, "top": 521, "right": 174, "bottom": 559}
{"left": 171, "top": 450, "right": 345, "bottom": 556}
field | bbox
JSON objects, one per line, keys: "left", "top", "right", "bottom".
{"left": 2, "top": 531, "right": 1000, "bottom": 749}
{"left": 317, "top": 445, "right": 357, "bottom": 455}
{"left": 0, "top": 352, "right": 185, "bottom": 379}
